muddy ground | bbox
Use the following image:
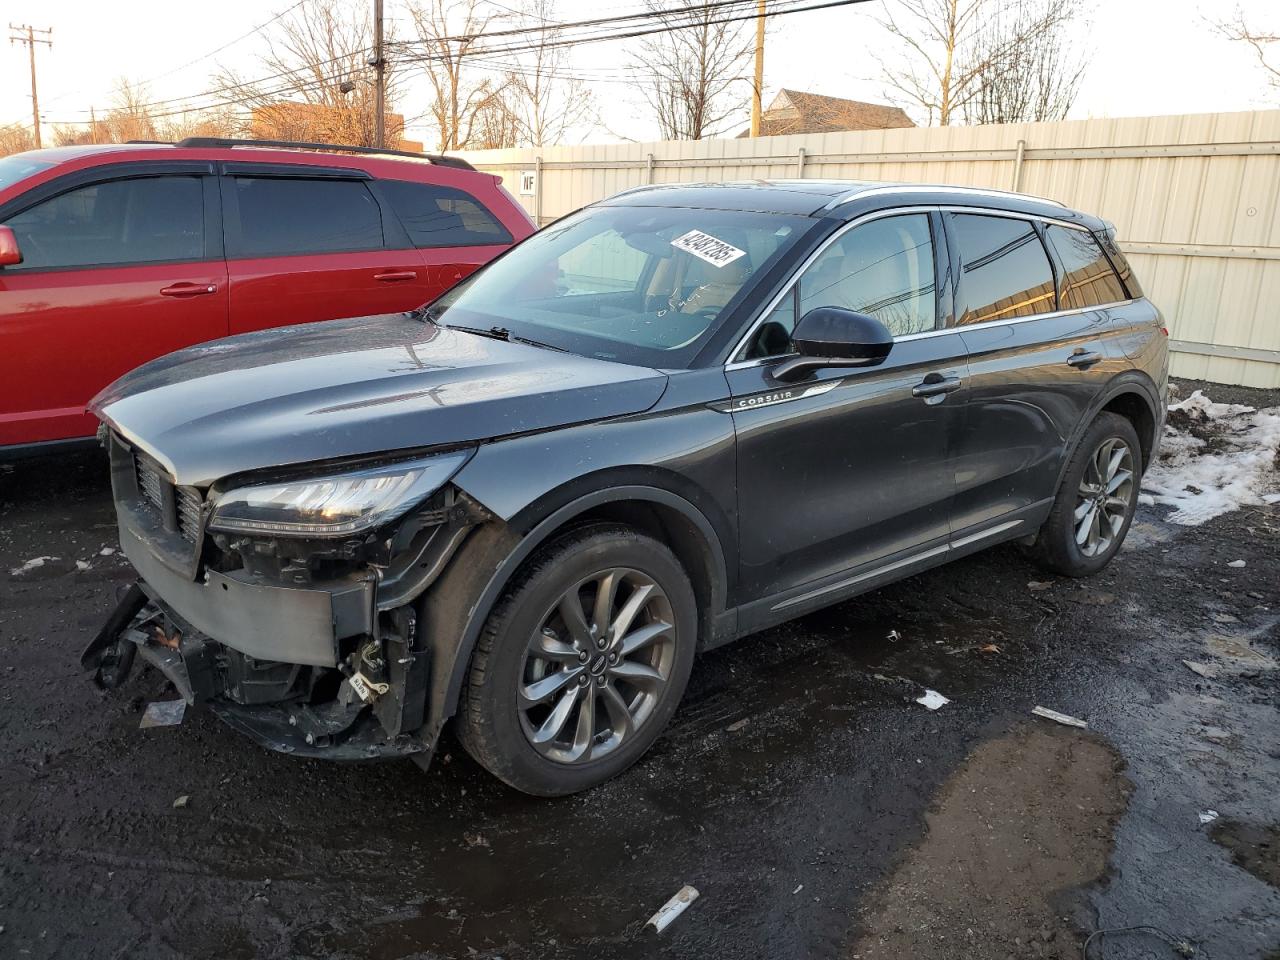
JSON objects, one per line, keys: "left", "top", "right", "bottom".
{"left": 1, "top": 379, "right": 1277, "bottom": 960}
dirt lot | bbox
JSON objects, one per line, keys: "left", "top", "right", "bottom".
{"left": 1, "top": 379, "right": 1277, "bottom": 960}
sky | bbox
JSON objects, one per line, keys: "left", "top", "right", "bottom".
{"left": 1, "top": 0, "right": 1277, "bottom": 149}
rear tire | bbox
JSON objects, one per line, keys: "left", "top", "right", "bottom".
{"left": 456, "top": 523, "right": 697, "bottom": 796}
{"left": 1031, "top": 412, "right": 1141, "bottom": 577}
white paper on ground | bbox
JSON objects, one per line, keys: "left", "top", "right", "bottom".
{"left": 646, "top": 885, "right": 700, "bottom": 934}
{"left": 915, "top": 689, "right": 950, "bottom": 710}
{"left": 1032, "top": 705, "right": 1088, "bottom": 728}
{"left": 140, "top": 699, "right": 187, "bottom": 729}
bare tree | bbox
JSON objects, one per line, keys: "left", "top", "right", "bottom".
{"left": 1215, "top": 7, "right": 1280, "bottom": 100}
{"left": 632, "top": 0, "right": 752, "bottom": 140}
{"left": 877, "top": 0, "right": 1085, "bottom": 125}
{"left": 101, "top": 77, "right": 158, "bottom": 143}
{"left": 409, "top": 0, "right": 506, "bottom": 150}
{"left": 472, "top": 84, "right": 522, "bottom": 148}
{"left": 213, "top": 0, "right": 404, "bottom": 147}
{"left": 0, "top": 124, "right": 35, "bottom": 157}
{"left": 962, "top": 0, "right": 1088, "bottom": 124}
{"left": 505, "top": 0, "right": 596, "bottom": 146}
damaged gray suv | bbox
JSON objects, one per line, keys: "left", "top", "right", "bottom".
{"left": 87, "top": 180, "right": 1167, "bottom": 795}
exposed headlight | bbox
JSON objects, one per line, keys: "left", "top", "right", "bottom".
{"left": 208, "top": 450, "right": 472, "bottom": 537}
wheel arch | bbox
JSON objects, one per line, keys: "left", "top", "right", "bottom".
{"left": 418, "top": 481, "right": 731, "bottom": 744}
{"left": 1057, "top": 372, "right": 1162, "bottom": 491}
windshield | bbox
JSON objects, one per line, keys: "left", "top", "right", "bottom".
{"left": 427, "top": 204, "right": 815, "bottom": 367}
{"left": 0, "top": 154, "right": 53, "bottom": 193}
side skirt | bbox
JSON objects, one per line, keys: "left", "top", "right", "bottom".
{"left": 726, "top": 499, "right": 1053, "bottom": 640}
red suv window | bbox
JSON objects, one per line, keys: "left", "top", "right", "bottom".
{"left": 227, "top": 176, "right": 384, "bottom": 257}
{"left": 379, "top": 179, "right": 513, "bottom": 247}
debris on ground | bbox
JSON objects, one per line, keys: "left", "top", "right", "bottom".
{"left": 915, "top": 690, "right": 950, "bottom": 711}
{"left": 1199, "top": 810, "right": 1219, "bottom": 825}
{"left": 99, "top": 547, "right": 115, "bottom": 556}
{"left": 463, "top": 832, "right": 489, "bottom": 849}
{"left": 173, "top": 795, "right": 190, "bottom": 809}
{"left": 726, "top": 718, "right": 749, "bottom": 733}
{"left": 1031, "top": 706, "right": 1088, "bottom": 729}
{"left": 792, "top": 884, "right": 804, "bottom": 895}
{"left": 1182, "top": 660, "right": 1218, "bottom": 679}
{"left": 1081, "top": 925, "right": 1197, "bottom": 959}
{"left": 645, "top": 885, "right": 699, "bottom": 934}
{"left": 8, "top": 556, "right": 58, "bottom": 576}
{"left": 139, "top": 700, "right": 186, "bottom": 729}
{"left": 1140, "top": 390, "right": 1280, "bottom": 526}
{"left": 978, "top": 644, "right": 1001, "bottom": 654}
{"left": 1027, "top": 580, "right": 1053, "bottom": 591}
{"left": 886, "top": 629, "right": 902, "bottom": 642}
{"left": 1227, "top": 559, "right": 1247, "bottom": 568}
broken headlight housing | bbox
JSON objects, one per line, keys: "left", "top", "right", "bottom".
{"left": 208, "top": 450, "right": 472, "bottom": 537}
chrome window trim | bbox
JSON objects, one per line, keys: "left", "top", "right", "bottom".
{"left": 726, "top": 204, "right": 1135, "bottom": 371}
{"left": 820, "top": 183, "right": 1067, "bottom": 212}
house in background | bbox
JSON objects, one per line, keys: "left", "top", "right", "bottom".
{"left": 739, "top": 90, "right": 915, "bottom": 138}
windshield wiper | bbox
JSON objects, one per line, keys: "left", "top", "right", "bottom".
{"left": 437, "top": 322, "right": 567, "bottom": 354}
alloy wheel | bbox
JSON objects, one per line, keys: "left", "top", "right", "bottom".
{"left": 517, "top": 567, "right": 676, "bottom": 765}
{"left": 1074, "top": 437, "right": 1134, "bottom": 558}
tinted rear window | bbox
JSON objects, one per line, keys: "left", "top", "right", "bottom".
{"left": 3, "top": 175, "right": 203, "bottom": 270}
{"left": 1045, "top": 225, "right": 1128, "bottom": 309}
{"left": 1096, "top": 230, "right": 1141, "bottom": 299}
{"left": 230, "top": 177, "right": 383, "bottom": 257}
{"left": 950, "top": 213, "right": 1056, "bottom": 325}
{"left": 380, "top": 179, "right": 513, "bottom": 248}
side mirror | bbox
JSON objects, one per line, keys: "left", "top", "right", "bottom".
{"left": 0, "top": 226, "right": 21, "bottom": 267}
{"left": 772, "top": 307, "right": 893, "bottom": 382}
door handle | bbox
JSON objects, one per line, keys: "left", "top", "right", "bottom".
{"left": 160, "top": 282, "right": 218, "bottom": 298}
{"left": 1067, "top": 350, "right": 1103, "bottom": 369}
{"left": 374, "top": 271, "right": 418, "bottom": 283}
{"left": 911, "top": 375, "right": 963, "bottom": 400}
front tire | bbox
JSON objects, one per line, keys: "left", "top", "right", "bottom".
{"left": 456, "top": 524, "right": 697, "bottom": 796}
{"left": 1031, "top": 412, "right": 1141, "bottom": 577}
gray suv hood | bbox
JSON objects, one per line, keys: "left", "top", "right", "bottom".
{"left": 91, "top": 313, "right": 669, "bottom": 488}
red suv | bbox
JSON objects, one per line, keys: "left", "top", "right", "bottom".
{"left": 0, "top": 137, "right": 534, "bottom": 453}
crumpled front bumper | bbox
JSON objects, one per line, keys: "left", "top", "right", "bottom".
{"left": 82, "top": 583, "right": 432, "bottom": 761}
{"left": 117, "top": 506, "right": 373, "bottom": 668}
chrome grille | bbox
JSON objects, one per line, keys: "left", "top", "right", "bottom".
{"left": 175, "top": 485, "right": 203, "bottom": 543}
{"left": 135, "top": 456, "right": 164, "bottom": 514}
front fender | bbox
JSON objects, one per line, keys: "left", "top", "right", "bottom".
{"left": 417, "top": 483, "right": 731, "bottom": 745}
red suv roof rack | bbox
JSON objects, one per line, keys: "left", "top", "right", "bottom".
{"left": 163, "top": 137, "right": 476, "bottom": 171}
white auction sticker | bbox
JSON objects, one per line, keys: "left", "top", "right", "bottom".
{"left": 671, "top": 229, "right": 747, "bottom": 268}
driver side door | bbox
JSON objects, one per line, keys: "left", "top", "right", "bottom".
{"left": 726, "top": 210, "right": 969, "bottom": 625}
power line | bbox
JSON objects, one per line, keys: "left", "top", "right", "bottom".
{"left": 136, "top": 0, "right": 312, "bottom": 88}
{"left": 44, "top": 0, "right": 871, "bottom": 127}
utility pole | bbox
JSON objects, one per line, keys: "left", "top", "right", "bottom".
{"left": 9, "top": 24, "right": 52, "bottom": 149}
{"left": 90, "top": 105, "right": 98, "bottom": 144}
{"left": 372, "top": 0, "right": 386, "bottom": 148}
{"left": 750, "top": 0, "right": 765, "bottom": 137}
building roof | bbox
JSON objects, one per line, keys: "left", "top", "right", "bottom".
{"left": 738, "top": 89, "right": 915, "bottom": 138}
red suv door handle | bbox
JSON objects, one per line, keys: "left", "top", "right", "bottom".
{"left": 374, "top": 271, "right": 418, "bottom": 283}
{"left": 160, "top": 282, "right": 218, "bottom": 298}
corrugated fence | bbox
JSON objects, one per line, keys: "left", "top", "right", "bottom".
{"left": 457, "top": 109, "right": 1280, "bottom": 389}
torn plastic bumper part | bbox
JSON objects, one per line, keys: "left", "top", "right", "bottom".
{"left": 82, "top": 582, "right": 433, "bottom": 762}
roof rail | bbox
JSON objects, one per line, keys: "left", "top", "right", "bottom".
{"left": 170, "top": 137, "right": 476, "bottom": 171}
{"left": 823, "top": 183, "right": 1065, "bottom": 210}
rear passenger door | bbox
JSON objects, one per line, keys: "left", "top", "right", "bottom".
{"left": 948, "top": 211, "right": 1121, "bottom": 536}
{"left": 375, "top": 178, "right": 515, "bottom": 301}
{"left": 221, "top": 167, "right": 432, "bottom": 335}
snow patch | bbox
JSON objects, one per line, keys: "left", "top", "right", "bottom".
{"left": 1141, "top": 391, "right": 1280, "bottom": 526}
{"left": 9, "top": 556, "right": 59, "bottom": 576}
